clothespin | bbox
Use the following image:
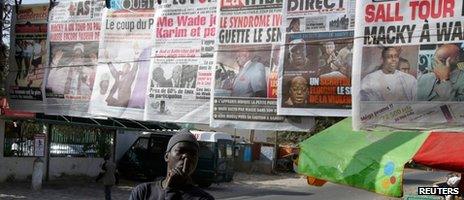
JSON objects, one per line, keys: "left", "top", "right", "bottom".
{"left": 14, "top": 0, "right": 22, "bottom": 15}
{"left": 105, "top": 0, "right": 111, "bottom": 9}
{"left": 48, "top": 0, "right": 57, "bottom": 14}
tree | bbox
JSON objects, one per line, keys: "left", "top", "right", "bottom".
{"left": 277, "top": 117, "right": 345, "bottom": 145}
{"left": 1, "top": 0, "right": 13, "bottom": 97}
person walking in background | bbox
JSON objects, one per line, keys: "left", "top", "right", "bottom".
{"left": 96, "top": 154, "right": 118, "bottom": 200}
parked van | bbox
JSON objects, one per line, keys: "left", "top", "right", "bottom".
{"left": 118, "top": 130, "right": 235, "bottom": 187}
{"left": 190, "top": 130, "right": 235, "bottom": 187}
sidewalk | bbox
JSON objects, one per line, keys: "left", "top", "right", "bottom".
{"left": 0, "top": 177, "right": 135, "bottom": 200}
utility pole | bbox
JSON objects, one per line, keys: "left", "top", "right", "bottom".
{"left": 273, "top": 131, "right": 278, "bottom": 174}
{"left": 249, "top": 129, "right": 254, "bottom": 143}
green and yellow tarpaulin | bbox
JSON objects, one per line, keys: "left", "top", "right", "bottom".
{"left": 298, "top": 118, "right": 429, "bottom": 197}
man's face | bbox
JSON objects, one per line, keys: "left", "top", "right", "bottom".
{"left": 172, "top": 66, "right": 182, "bottom": 81}
{"left": 99, "top": 80, "right": 109, "bottom": 95}
{"left": 165, "top": 142, "right": 199, "bottom": 176}
{"left": 346, "top": 43, "right": 353, "bottom": 50}
{"left": 89, "top": 53, "right": 97, "bottom": 64}
{"left": 399, "top": 61, "right": 410, "bottom": 74}
{"left": 236, "top": 50, "right": 251, "bottom": 67}
{"left": 324, "top": 42, "right": 335, "bottom": 55}
{"left": 153, "top": 69, "right": 164, "bottom": 82}
{"left": 289, "top": 44, "right": 306, "bottom": 67}
{"left": 382, "top": 48, "right": 399, "bottom": 73}
{"left": 289, "top": 77, "right": 308, "bottom": 105}
{"left": 434, "top": 44, "right": 460, "bottom": 66}
{"left": 291, "top": 20, "right": 300, "bottom": 32}
{"left": 74, "top": 49, "right": 83, "bottom": 60}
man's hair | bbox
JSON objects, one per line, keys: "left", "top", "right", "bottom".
{"left": 74, "top": 43, "right": 85, "bottom": 53}
{"left": 381, "top": 47, "right": 397, "bottom": 59}
{"left": 399, "top": 59, "right": 410, "bottom": 66}
{"left": 153, "top": 67, "right": 164, "bottom": 76}
{"left": 290, "top": 76, "right": 307, "bottom": 87}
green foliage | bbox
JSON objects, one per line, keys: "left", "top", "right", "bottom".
{"left": 277, "top": 117, "right": 345, "bottom": 145}
{"left": 3, "top": 143, "right": 12, "bottom": 156}
{"left": 1, "top": 0, "right": 13, "bottom": 97}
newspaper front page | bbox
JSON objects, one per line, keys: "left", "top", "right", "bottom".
{"left": 88, "top": 1, "right": 156, "bottom": 120}
{"left": 210, "top": 0, "right": 314, "bottom": 131}
{"left": 45, "top": 0, "right": 104, "bottom": 117}
{"left": 7, "top": 4, "right": 49, "bottom": 112}
{"left": 353, "top": 0, "right": 464, "bottom": 130}
{"left": 144, "top": 0, "right": 216, "bottom": 124}
{"left": 277, "top": 0, "right": 355, "bottom": 117}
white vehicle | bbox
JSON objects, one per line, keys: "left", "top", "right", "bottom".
{"left": 190, "top": 131, "right": 233, "bottom": 143}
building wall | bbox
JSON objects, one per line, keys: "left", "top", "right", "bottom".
{"left": 49, "top": 157, "right": 103, "bottom": 178}
{"left": 0, "top": 157, "right": 37, "bottom": 181}
{"left": 0, "top": 119, "right": 43, "bottom": 181}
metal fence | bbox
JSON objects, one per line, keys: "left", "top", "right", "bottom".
{"left": 50, "top": 125, "right": 114, "bottom": 158}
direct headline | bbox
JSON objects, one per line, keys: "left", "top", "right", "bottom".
{"left": 287, "top": 0, "right": 345, "bottom": 12}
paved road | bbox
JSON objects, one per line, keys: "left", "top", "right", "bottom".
{"left": 206, "top": 170, "right": 448, "bottom": 200}
{"left": 0, "top": 169, "right": 448, "bottom": 199}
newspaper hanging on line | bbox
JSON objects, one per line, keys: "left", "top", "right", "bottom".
{"left": 144, "top": 0, "right": 216, "bottom": 124}
{"left": 7, "top": 4, "right": 49, "bottom": 112}
{"left": 45, "top": 0, "right": 104, "bottom": 117}
{"left": 210, "top": 0, "right": 314, "bottom": 131}
{"left": 88, "top": 1, "right": 156, "bottom": 120}
{"left": 353, "top": 0, "right": 464, "bottom": 130}
{"left": 277, "top": 0, "right": 355, "bottom": 117}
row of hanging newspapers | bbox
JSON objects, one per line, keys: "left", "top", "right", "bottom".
{"left": 6, "top": 0, "right": 315, "bottom": 132}
{"left": 11, "top": 0, "right": 457, "bottom": 131}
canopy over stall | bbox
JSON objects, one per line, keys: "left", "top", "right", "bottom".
{"left": 298, "top": 118, "right": 430, "bottom": 197}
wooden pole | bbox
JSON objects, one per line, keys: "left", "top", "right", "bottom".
{"left": 273, "top": 131, "right": 278, "bottom": 173}
{"left": 45, "top": 124, "right": 51, "bottom": 181}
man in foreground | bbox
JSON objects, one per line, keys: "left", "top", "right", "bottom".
{"left": 129, "top": 130, "right": 214, "bottom": 200}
